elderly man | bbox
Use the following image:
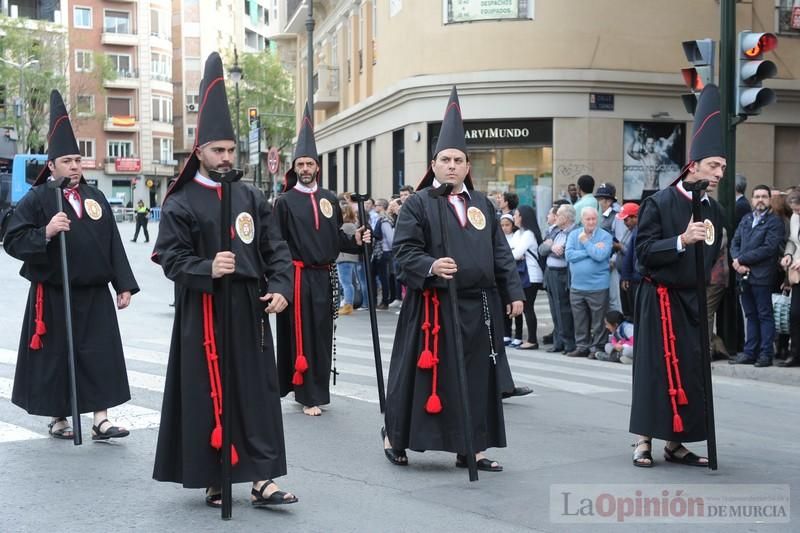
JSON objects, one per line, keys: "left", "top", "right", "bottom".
{"left": 565, "top": 207, "right": 613, "bottom": 358}
{"left": 541, "top": 204, "right": 578, "bottom": 354}
{"left": 382, "top": 87, "right": 524, "bottom": 471}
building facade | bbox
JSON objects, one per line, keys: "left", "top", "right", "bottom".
{"left": 285, "top": 0, "right": 800, "bottom": 221}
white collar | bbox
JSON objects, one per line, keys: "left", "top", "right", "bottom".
{"left": 193, "top": 171, "right": 220, "bottom": 188}
{"left": 294, "top": 181, "right": 318, "bottom": 194}
{"left": 677, "top": 180, "right": 709, "bottom": 203}
{"left": 432, "top": 178, "right": 470, "bottom": 198}
{"left": 602, "top": 206, "right": 613, "bottom": 217}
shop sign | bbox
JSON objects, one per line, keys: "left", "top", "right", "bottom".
{"left": 115, "top": 158, "right": 141, "bottom": 172}
{"left": 80, "top": 159, "right": 97, "bottom": 169}
{"left": 450, "top": 0, "right": 519, "bottom": 23}
{"left": 589, "top": 93, "right": 615, "bottom": 111}
{"left": 428, "top": 119, "right": 552, "bottom": 154}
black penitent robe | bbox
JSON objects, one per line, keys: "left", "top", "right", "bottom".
{"left": 151, "top": 180, "right": 293, "bottom": 488}
{"left": 629, "top": 186, "right": 724, "bottom": 442}
{"left": 273, "top": 187, "right": 359, "bottom": 407}
{"left": 384, "top": 189, "right": 524, "bottom": 453}
{"left": 4, "top": 182, "right": 138, "bottom": 416}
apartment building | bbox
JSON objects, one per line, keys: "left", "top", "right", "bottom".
{"left": 285, "top": 0, "right": 800, "bottom": 217}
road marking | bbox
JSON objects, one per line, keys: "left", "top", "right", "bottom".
{"left": 0, "top": 421, "right": 43, "bottom": 443}
{"left": 92, "top": 403, "right": 161, "bottom": 431}
{"left": 127, "top": 370, "right": 166, "bottom": 392}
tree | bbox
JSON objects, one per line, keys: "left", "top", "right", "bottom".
{"left": 0, "top": 15, "right": 67, "bottom": 154}
{"left": 225, "top": 49, "right": 295, "bottom": 156}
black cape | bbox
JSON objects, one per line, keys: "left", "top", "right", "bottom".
{"left": 273, "top": 186, "right": 359, "bottom": 407}
{"left": 384, "top": 189, "right": 524, "bottom": 452}
{"left": 151, "top": 179, "right": 293, "bottom": 487}
{"left": 4, "top": 182, "right": 138, "bottom": 415}
{"left": 629, "top": 186, "right": 724, "bottom": 442}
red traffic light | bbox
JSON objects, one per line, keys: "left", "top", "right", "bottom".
{"left": 742, "top": 32, "right": 777, "bottom": 58}
{"left": 681, "top": 68, "right": 705, "bottom": 91}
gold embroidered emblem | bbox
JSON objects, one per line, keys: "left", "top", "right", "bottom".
{"left": 467, "top": 206, "right": 486, "bottom": 230}
{"left": 320, "top": 197, "right": 334, "bottom": 219}
{"left": 84, "top": 199, "right": 102, "bottom": 220}
{"left": 235, "top": 212, "right": 255, "bottom": 244}
{"left": 703, "top": 219, "right": 715, "bottom": 246}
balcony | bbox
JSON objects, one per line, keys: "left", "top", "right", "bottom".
{"left": 151, "top": 121, "right": 174, "bottom": 135}
{"left": 151, "top": 73, "right": 174, "bottom": 94}
{"left": 148, "top": 159, "right": 178, "bottom": 176}
{"left": 313, "top": 65, "right": 339, "bottom": 110}
{"left": 104, "top": 157, "right": 141, "bottom": 175}
{"left": 104, "top": 70, "right": 139, "bottom": 90}
{"left": 284, "top": 0, "right": 307, "bottom": 33}
{"left": 101, "top": 30, "right": 138, "bottom": 47}
{"left": 104, "top": 116, "right": 140, "bottom": 132}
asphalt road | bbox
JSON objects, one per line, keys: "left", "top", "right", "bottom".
{"left": 0, "top": 221, "right": 797, "bottom": 532}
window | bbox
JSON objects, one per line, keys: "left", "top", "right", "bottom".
{"left": 73, "top": 6, "right": 92, "bottom": 28}
{"left": 107, "top": 54, "right": 133, "bottom": 76}
{"left": 159, "top": 138, "right": 173, "bottom": 163}
{"left": 150, "top": 9, "right": 171, "bottom": 40}
{"left": 372, "top": 0, "right": 378, "bottom": 38}
{"left": 777, "top": 0, "right": 800, "bottom": 35}
{"left": 78, "top": 139, "right": 95, "bottom": 159}
{"left": 76, "top": 95, "right": 95, "bottom": 115}
{"left": 107, "top": 141, "right": 133, "bottom": 158}
{"left": 107, "top": 97, "right": 132, "bottom": 116}
{"left": 187, "top": 126, "right": 196, "bottom": 139}
{"left": 359, "top": 6, "right": 365, "bottom": 72}
{"left": 185, "top": 93, "right": 199, "bottom": 107}
{"left": 75, "top": 50, "right": 93, "bottom": 72}
{"left": 151, "top": 53, "right": 172, "bottom": 81}
{"left": 104, "top": 10, "right": 131, "bottom": 33}
{"left": 152, "top": 96, "right": 173, "bottom": 122}
{"left": 330, "top": 33, "right": 338, "bottom": 67}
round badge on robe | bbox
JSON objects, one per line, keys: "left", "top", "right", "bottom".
{"left": 84, "top": 199, "right": 102, "bottom": 220}
{"left": 235, "top": 212, "right": 255, "bottom": 244}
{"left": 703, "top": 219, "right": 715, "bottom": 246}
{"left": 467, "top": 206, "right": 486, "bottom": 230}
{"left": 319, "top": 198, "right": 334, "bottom": 219}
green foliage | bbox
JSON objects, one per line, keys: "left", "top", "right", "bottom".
{"left": 223, "top": 49, "right": 295, "bottom": 153}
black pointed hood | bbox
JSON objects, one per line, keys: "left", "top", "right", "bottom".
{"left": 416, "top": 86, "right": 474, "bottom": 191}
{"left": 164, "top": 52, "right": 236, "bottom": 201}
{"left": 34, "top": 90, "right": 82, "bottom": 185}
{"left": 283, "top": 102, "right": 321, "bottom": 191}
{"left": 672, "top": 84, "right": 723, "bottom": 185}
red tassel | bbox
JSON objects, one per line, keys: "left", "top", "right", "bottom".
{"left": 210, "top": 425, "right": 222, "bottom": 449}
{"left": 35, "top": 319, "right": 46, "bottom": 335}
{"left": 677, "top": 388, "right": 688, "bottom": 405}
{"left": 295, "top": 354, "right": 309, "bottom": 373}
{"left": 292, "top": 371, "right": 304, "bottom": 386}
{"left": 417, "top": 349, "right": 434, "bottom": 369}
{"left": 673, "top": 414, "right": 684, "bottom": 433}
{"left": 231, "top": 444, "right": 239, "bottom": 465}
{"left": 425, "top": 393, "right": 442, "bottom": 414}
{"left": 29, "top": 334, "right": 42, "bottom": 350}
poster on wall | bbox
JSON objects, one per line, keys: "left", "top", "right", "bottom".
{"left": 449, "top": 0, "right": 521, "bottom": 23}
{"left": 622, "top": 121, "right": 685, "bottom": 200}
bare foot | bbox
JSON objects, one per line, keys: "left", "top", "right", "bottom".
{"left": 302, "top": 405, "right": 322, "bottom": 416}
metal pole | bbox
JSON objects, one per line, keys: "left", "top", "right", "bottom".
{"left": 306, "top": 1, "right": 315, "bottom": 124}
{"left": 220, "top": 178, "right": 233, "bottom": 520}
{"left": 257, "top": 117, "right": 262, "bottom": 190}
{"left": 19, "top": 65, "right": 24, "bottom": 154}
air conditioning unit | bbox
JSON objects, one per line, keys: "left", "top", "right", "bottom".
{"left": 186, "top": 103, "right": 198, "bottom": 112}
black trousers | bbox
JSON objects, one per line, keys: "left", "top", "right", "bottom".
{"left": 133, "top": 217, "right": 149, "bottom": 242}
{"left": 522, "top": 283, "right": 542, "bottom": 344}
{"left": 791, "top": 285, "right": 800, "bottom": 357}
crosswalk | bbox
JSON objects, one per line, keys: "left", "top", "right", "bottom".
{"left": 0, "top": 328, "right": 637, "bottom": 443}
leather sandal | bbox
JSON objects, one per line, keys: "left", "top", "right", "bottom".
{"left": 205, "top": 488, "right": 222, "bottom": 508}
{"left": 251, "top": 480, "right": 298, "bottom": 506}
{"left": 91, "top": 418, "right": 130, "bottom": 440}
{"left": 632, "top": 439, "right": 654, "bottom": 468}
{"left": 456, "top": 454, "right": 503, "bottom": 472}
{"left": 47, "top": 417, "right": 74, "bottom": 440}
{"left": 664, "top": 445, "right": 707, "bottom": 467}
{"left": 381, "top": 427, "right": 408, "bottom": 466}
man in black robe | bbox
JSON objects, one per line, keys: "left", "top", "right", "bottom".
{"left": 152, "top": 52, "right": 297, "bottom": 507}
{"left": 273, "top": 103, "right": 369, "bottom": 417}
{"left": 4, "top": 90, "right": 138, "bottom": 441}
{"left": 381, "top": 87, "right": 524, "bottom": 471}
{"left": 630, "top": 85, "right": 726, "bottom": 467}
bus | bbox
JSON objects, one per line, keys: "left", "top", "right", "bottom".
{"left": 0, "top": 154, "right": 49, "bottom": 242}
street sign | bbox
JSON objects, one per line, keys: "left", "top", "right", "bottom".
{"left": 267, "top": 147, "right": 280, "bottom": 174}
{"left": 248, "top": 127, "right": 260, "bottom": 165}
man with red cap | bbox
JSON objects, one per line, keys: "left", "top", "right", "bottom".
{"left": 616, "top": 202, "right": 640, "bottom": 316}
{"left": 273, "top": 103, "right": 370, "bottom": 417}
{"left": 4, "top": 90, "right": 138, "bottom": 441}
{"left": 629, "top": 85, "right": 726, "bottom": 468}
{"left": 380, "top": 87, "right": 524, "bottom": 471}
{"left": 152, "top": 52, "right": 297, "bottom": 507}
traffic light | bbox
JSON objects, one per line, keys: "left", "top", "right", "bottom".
{"left": 680, "top": 39, "right": 715, "bottom": 115}
{"left": 735, "top": 31, "right": 778, "bottom": 116}
{"left": 248, "top": 107, "right": 259, "bottom": 126}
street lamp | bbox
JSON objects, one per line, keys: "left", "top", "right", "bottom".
{"left": 229, "top": 48, "right": 243, "bottom": 170}
{"left": 0, "top": 57, "right": 40, "bottom": 154}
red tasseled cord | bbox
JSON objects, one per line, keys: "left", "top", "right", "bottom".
{"left": 202, "top": 293, "right": 238, "bottom": 465}
{"left": 292, "top": 260, "right": 308, "bottom": 385}
{"left": 657, "top": 287, "right": 683, "bottom": 433}
{"left": 663, "top": 289, "right": 688, "bottom": 406}
{"left": 310, "top": 193, "right": 320, "bottom": 230}
{"left": 425, "top": 290, "right": 443, "bottom": 414}
{"left": 417, "top": 290, "right": 434, "bottom": 369}
{"left": 29, "top": 283, "right": 46, "bottom": 350}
